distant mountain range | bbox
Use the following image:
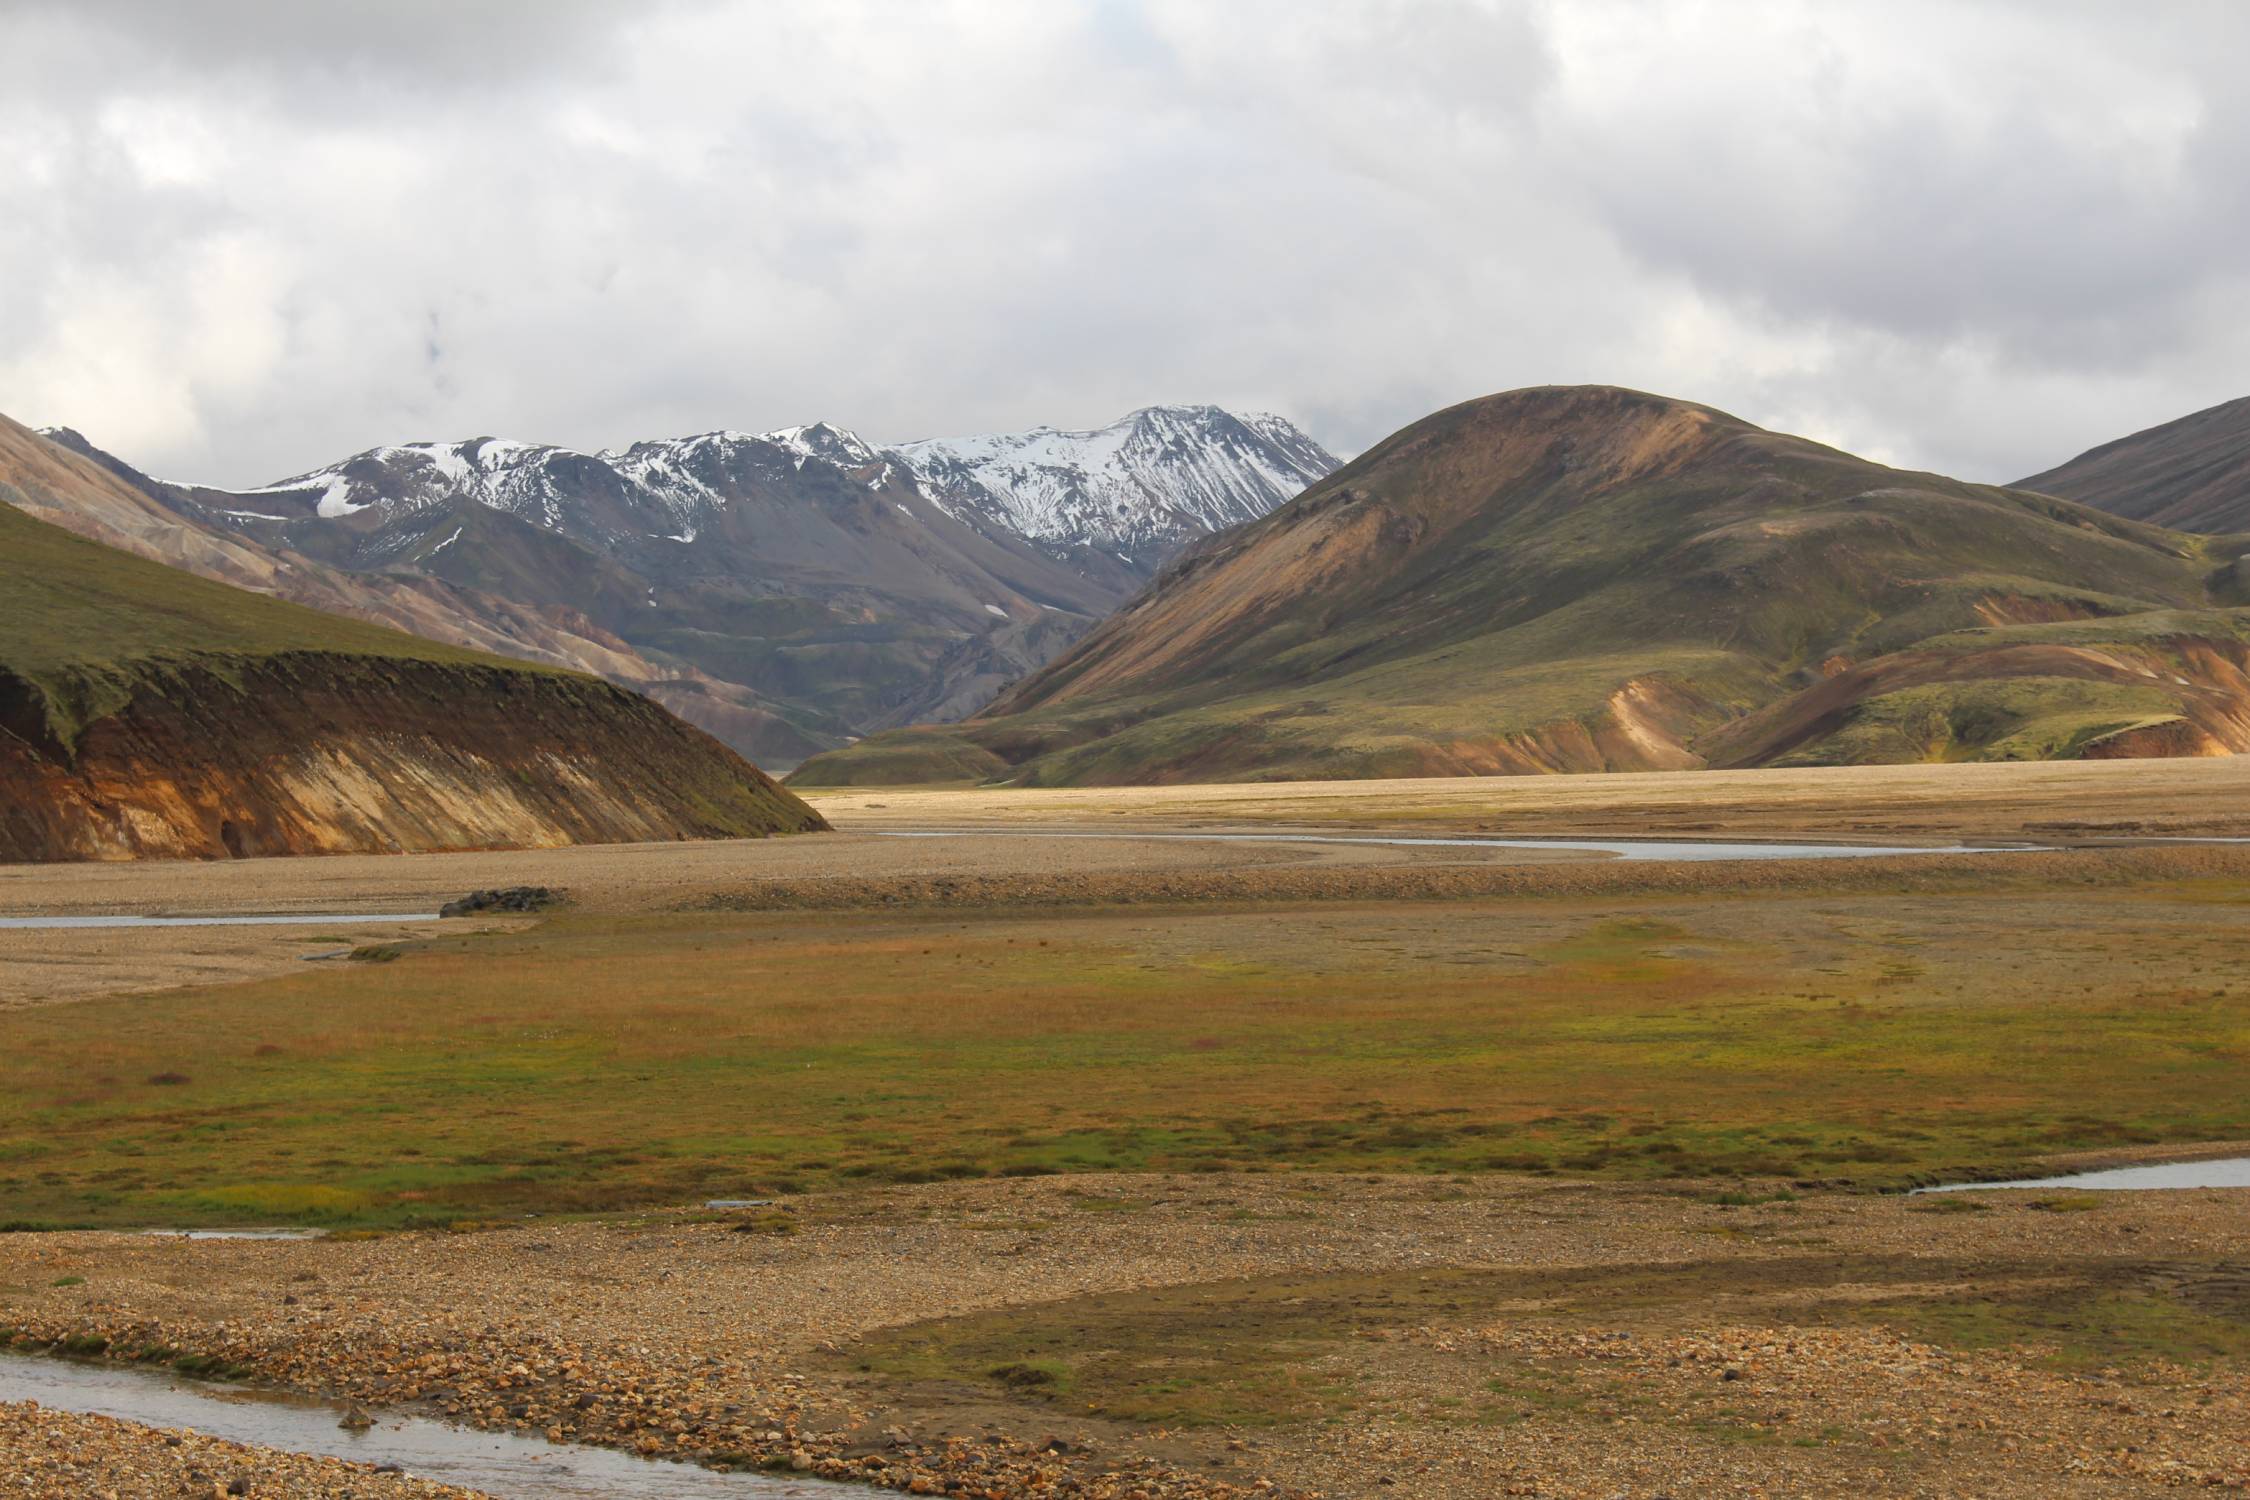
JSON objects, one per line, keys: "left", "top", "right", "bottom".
{"left": 37, "top": 406, "right": 1337, "bottom": 769}
{"left": 2016, "top": 394, "right": 2250, "bottom": 534}
{"left": 796, "top": 385, "right": 2250, "bottom": 786}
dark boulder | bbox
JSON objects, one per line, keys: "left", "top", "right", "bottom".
{"left": 439, "top": 886, "right": 561, "bottom": 918}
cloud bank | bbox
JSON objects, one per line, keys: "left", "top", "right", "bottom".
{"left": 3, "top": 0, "right": 2245, "bottom": 487}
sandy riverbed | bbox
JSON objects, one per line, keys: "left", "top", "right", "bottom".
{"left": 806, "top": 754, "right": 2250, "bottom": 841}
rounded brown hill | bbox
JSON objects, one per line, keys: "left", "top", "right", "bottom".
{"left": 0, "top": 499, "right": 826, "bottom": 862}
{"left": 793, "top": 384, "right": 2250, "bottom": 786}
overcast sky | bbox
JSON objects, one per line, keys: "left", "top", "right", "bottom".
{"left": 3, "top": 0, "right": 2246, "bottom": 488}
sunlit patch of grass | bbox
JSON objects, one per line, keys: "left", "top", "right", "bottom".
{"left": 187, "top": 1183, "right": 376, "bottom": 1219}
{"left": 847, "top": 1255, "right": 2082, "bottom": 1429}
{"left": 2024, "top": 1194, "right": 2105, "bottom": 1213}
{"left": 1845, "top": 1285, "right": 2250, "bottom": 1371}
{"left": 1704, "top": 1188, "right": 1799, "bottom": 1207}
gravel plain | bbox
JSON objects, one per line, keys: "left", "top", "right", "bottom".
{"left": 0, "top": 829, "right": 1388, "bottom": 1009}
{"left": 5, "top": 1168, "right": 2248, "bottom": 1498}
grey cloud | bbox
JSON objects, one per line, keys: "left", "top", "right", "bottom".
{"left": 1544, "top": 2, "right": 2250, "bottom": 373}
{"left": 0, "top": 0, "right": 2245, "bottom": 490}
{"left": 0, "top": 0, "right": 658, "bottom": 87}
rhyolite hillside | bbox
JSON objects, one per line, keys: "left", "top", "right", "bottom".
{"left": 795, "top": 385, "right": 2250, "bottom": 785}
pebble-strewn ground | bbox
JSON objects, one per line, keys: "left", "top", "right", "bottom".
{"left": 0, "top": 1400, "right": 479, "bottom": 1499}
{"left": 5, "top": 1167, "right": 2248, "bottom": 1498}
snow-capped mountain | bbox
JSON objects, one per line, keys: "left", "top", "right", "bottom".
{"left": 217, "top": 405, "right": 1335, "bottom": 571}
{"left": 897, "top": 405, "right": 1337, "bottom": 567}
{"left": 41, "top": 406, "right": 1336, "bottom": 765}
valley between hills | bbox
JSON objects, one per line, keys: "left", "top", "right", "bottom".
{"left": 16, "top": 5, "right": 2250, "bottom": 1493}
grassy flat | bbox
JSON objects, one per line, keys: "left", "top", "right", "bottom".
{"left": 851, "top": 1253, "right": 2250, "bottom": 1430}
{"left": 4, "top": 863, "right": 2246, "bottom": 1228}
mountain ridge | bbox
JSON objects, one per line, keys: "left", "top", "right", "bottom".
{"left": 112, "top": 403, "right": 1333, "bottom": 569}
{"left": 2015, "top": 394, "right": 2250, "bottom": 534}
{"left": 37, "top": 406, "right": 1336, "bottom": 768}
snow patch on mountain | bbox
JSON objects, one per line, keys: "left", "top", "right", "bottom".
{"left": 237, "top": 471, "right": 371, "bottom": 519}
{"left": 756, "top": 422, "right": 877, "bottom": 468}
{"left": 893, "top": 404, "right": 1335, "bottom": 554}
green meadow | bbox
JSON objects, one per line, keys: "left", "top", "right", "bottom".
{"left": 3, "top": 874, "right": 2247, "bottom": 1229}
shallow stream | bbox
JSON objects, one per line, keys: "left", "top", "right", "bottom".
{"left": 1916, "top": 1157, "right": 2250, "bottom": 1194}
{"left": 0, "top": 1352, "right": 838, "bottom": 1497}
{"left": 875, "top": 829, "right": 2034, "bottom": 861}
{"left": 0, "top": 912, "right": 436, "bottom": 931}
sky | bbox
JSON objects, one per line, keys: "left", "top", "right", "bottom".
{"left": 2, "top": 0, "right": 2246, "bottom": 488}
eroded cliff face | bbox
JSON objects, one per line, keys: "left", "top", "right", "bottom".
{"left": 0, "top": 654, "right": 827, "bottom": 862}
